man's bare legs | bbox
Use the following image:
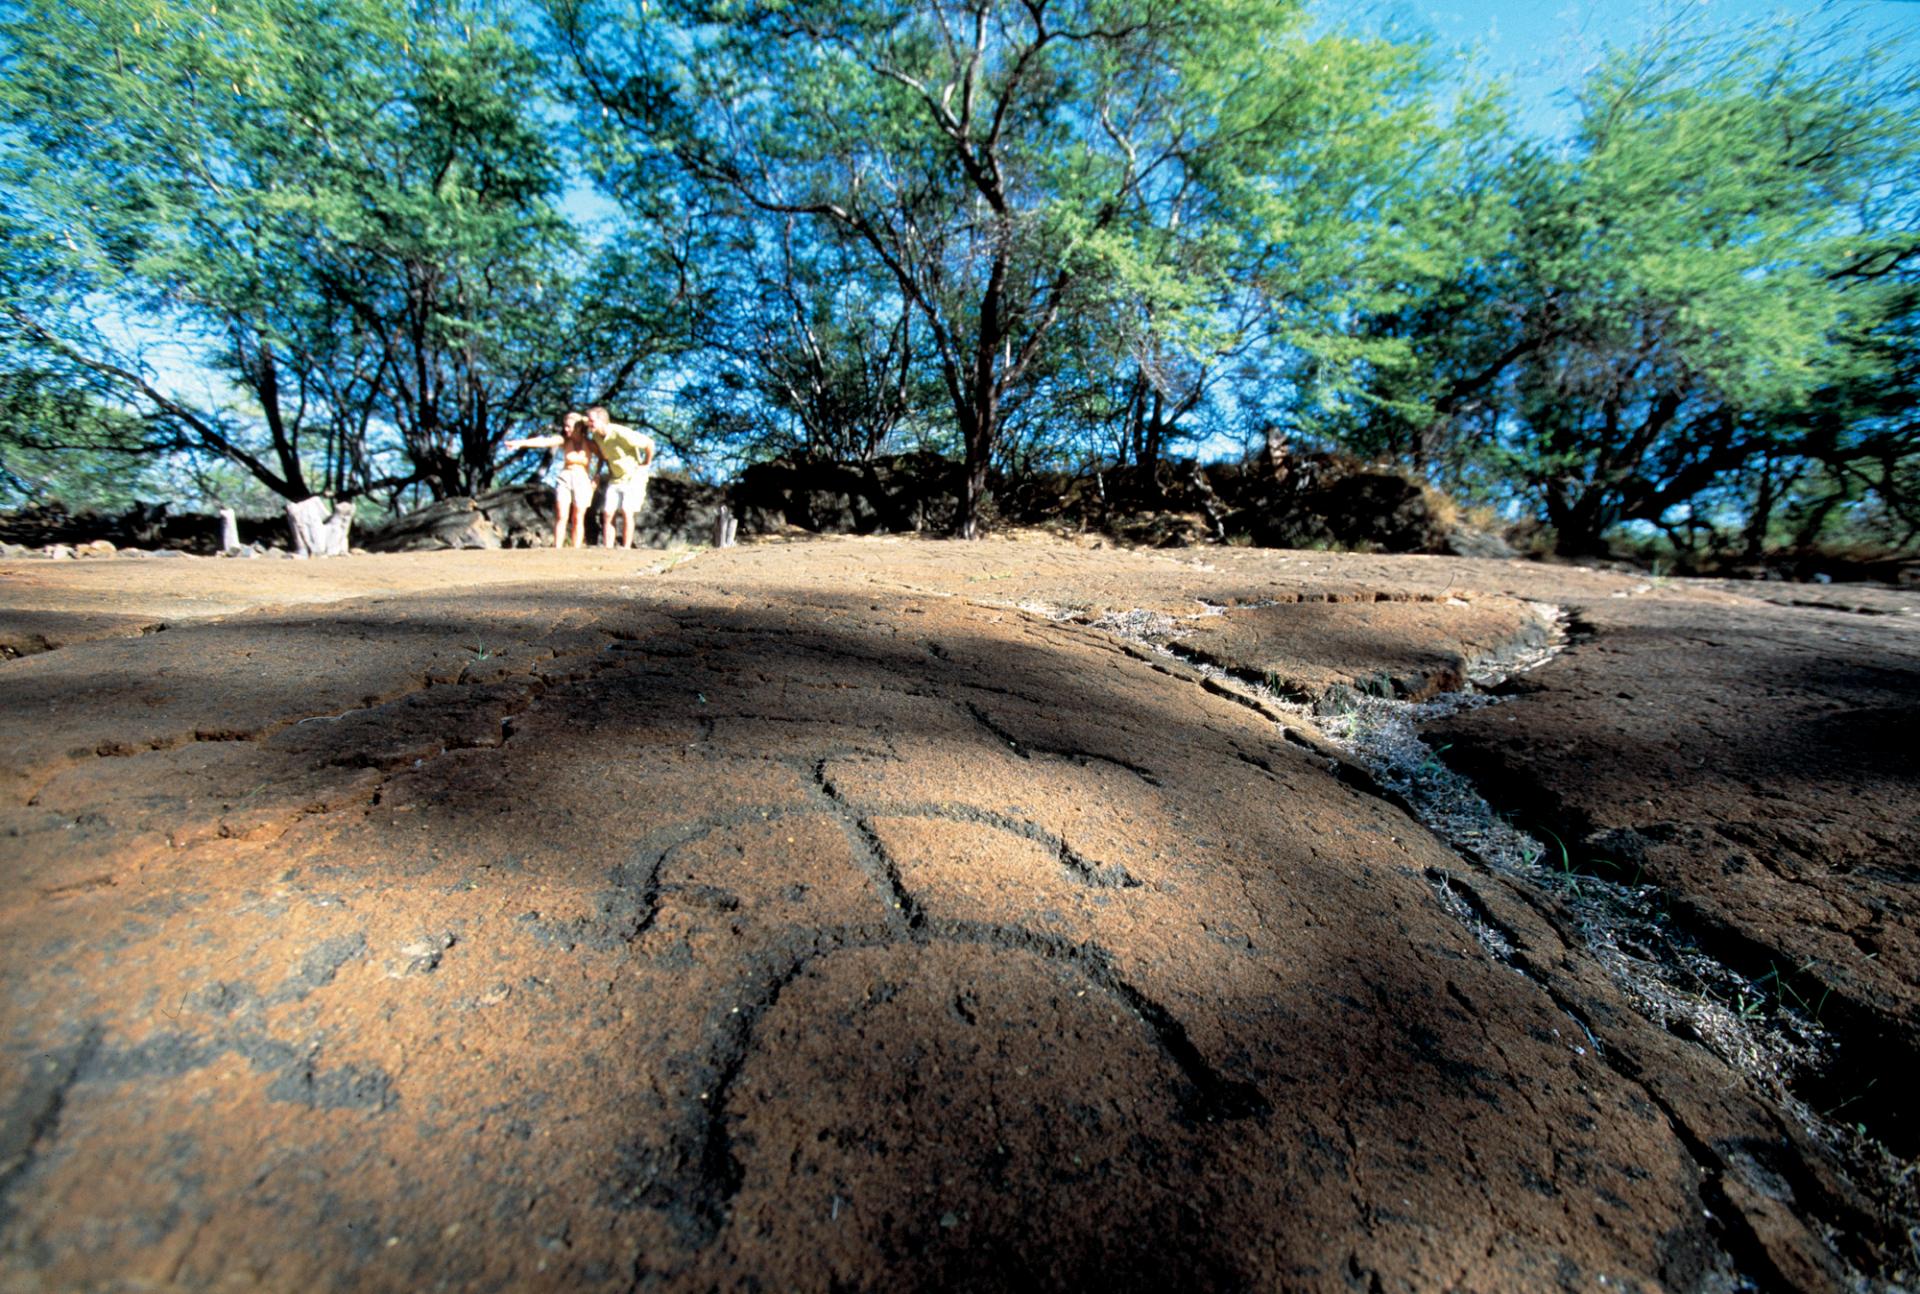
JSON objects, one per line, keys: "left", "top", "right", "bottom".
{"left": 599, "top": 477, "right": 647, "bottom": 549}
{"left": 599, "top": 505, "right": 639, "bottom": 548}
{"left": 619, "top": 475, "right": 647, "bottom": 548}
{"left": 602, "top": 495, "right": 641, "bottom": 545}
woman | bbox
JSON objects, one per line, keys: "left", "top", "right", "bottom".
{"left": 505, "top": 412, "right": 602, "bottom": 548}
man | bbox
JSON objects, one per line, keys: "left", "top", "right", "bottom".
{"left": 587, "top": 405, "right": 656, "bottom": 549}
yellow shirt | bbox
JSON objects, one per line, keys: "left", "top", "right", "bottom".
{"left": 594, "top": 425, "right": 655, "bottom": 483}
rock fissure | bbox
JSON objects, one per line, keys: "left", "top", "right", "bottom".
{"left": 1056, "top": 595, "right": 1915, "bottom": 1287}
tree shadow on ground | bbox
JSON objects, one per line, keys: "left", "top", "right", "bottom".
{"left": 0, "top": 585, "right": 1814, "bottom": 1291}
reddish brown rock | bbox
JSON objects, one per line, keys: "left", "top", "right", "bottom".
{"left": 0, "top": 535, "right": 1910, "bottom": 1291}
{"left": 1175, "top": 595, "right": 1552, "bottom": 701}
{"left": 1425, "top": 589, "right": 1920, "bottom": 1162}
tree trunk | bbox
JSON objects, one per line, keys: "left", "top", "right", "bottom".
{"left": 1549, "top": 483, "right": 1614, "bottom": 557}
{"left": 953, "top": 236, "right": 1015, "bottom": 540}
{"left": 252, "top": 337, "right": 310, "bottom": 501}
{"left": 958, "top": 409, "right": 994, "bottom": 540}
{"left": 1123, "top": 372, "right": 1148, "bottom": 469}
{"left": 1743, "top": 451, "right": 1776, "bottom": 561}
{"left": 1142, "top": 389, "right": 1166, "bottom": 500}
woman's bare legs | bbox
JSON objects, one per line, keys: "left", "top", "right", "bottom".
{"left": 553, "top": 488, "right": 573, "bottom": 548}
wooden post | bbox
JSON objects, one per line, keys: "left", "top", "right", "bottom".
{"left": 711, "top": 505, "right": 737, "bottom": 549}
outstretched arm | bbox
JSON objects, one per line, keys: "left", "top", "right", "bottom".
{"left": 504, "top": 434, "right": 563, "bottom": 451}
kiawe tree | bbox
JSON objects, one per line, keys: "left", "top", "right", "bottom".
{"left": 0, "top": 0, "right": 658, "bottom": 505}
{"left": 15, "top": 0, "right": 1901, "bottom": 561}
{"left": 555, "top": 0, "right": 1446, "bottom": 536}
{"left": 1352, "top": 18, "right": 1920, "bottom": 556}
{"left": 685, "top": 212, "right": 937, "bottom": 467}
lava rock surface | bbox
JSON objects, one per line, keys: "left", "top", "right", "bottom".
{"left": 0, "top": 536, "right": 1912, "bottom": 1291}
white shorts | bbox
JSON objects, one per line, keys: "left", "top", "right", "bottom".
{"left": 602, "top": 474, "right": 650, "bottom": 514}
{"left": 555, "top": 465, "right": 595, "bottom": 509}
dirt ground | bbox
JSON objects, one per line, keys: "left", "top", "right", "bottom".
{"left": 0, "top": 535, "right": 1913, "bottom": 1292}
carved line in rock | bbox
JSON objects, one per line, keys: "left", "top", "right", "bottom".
{"left": 0, "top": 1026, "right": 102, "bottom": 1237}
{"left": 0, "top": 1013, "right": 398, "bottom": 1236}
{"left": 600, "top": 754, "right": 1273, "bottom": 1260}
{"left": 616, "top": 912, "right": 1273, "bottom": 1259}
{"left": 511, "top": 746, "right": 901, "bottom": 952}
{"left": 958, "top": 698, "right": 1165, "bottom": 788}
{"left": 812, "top": 759, "right": 923, "bottom": 935}
{"left": 848, "top": 796, "right": 1144, "bottom": 891}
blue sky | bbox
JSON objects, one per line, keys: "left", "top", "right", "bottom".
{"left": 1394, "top": 0, "right": 1920, "bottom": 136}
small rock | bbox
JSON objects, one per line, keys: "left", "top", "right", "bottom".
{"left": 449, "top": 517, "right": 504, "bottom": 550}
{"left": 390, "top": 932, "right": 456, "bottom": 977}
{"left": 1444, "top": 526, "right": 1516, "bottom": 560}
{"left": 43, "top": 544, "right": 74, "bottom": 560}
{"left": 76, "top": 539, "right": 116, "bottom": 558}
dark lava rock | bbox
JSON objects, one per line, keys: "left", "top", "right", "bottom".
{"left": 0, "top": 501, "right": 285, "bottom": 554}
{"left": 1003, "top": 454, "right": 1465, "bottom": 554}
{"left": 732, "top": 452, "right": 968, "bottom": 536}
{"left": 1212, "top": 454, "right": 1451, "bottom": 553}
{"left": 360, "top": 477, "right": 727, "bottom": 552}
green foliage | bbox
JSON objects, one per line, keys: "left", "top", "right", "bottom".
{"left": 1342, "top": 16, "right": 1920, "bottom": 555}
{"left": 2, "top": 0, "right": 1913, "bottom": 550}
{"left": 559, "top": 0, "right": 1450, "bottom": 533}
{"left": 0, "top": 367, "right": 162, "bottom": 509}
{"left": 1, "top": 0, "right": 674, "bottom": 504}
